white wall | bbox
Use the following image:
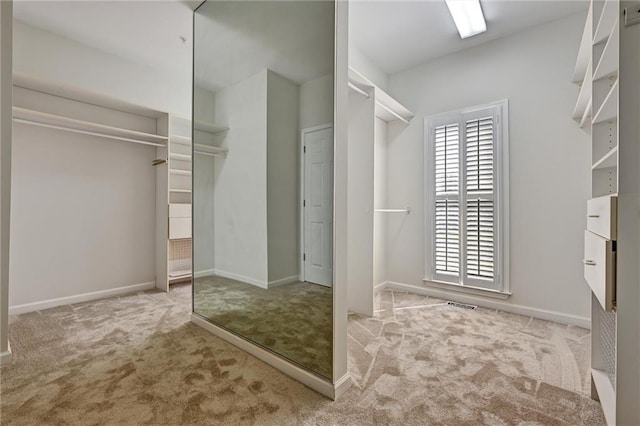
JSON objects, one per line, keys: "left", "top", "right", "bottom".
{"left": 0, "top": 0, "right": 13, "bottom": 365}
{"left": 9, "top": 88, "right": 159, "bottom": 310}
{"left": 13, "top": 20, "right": 191, "bottom": 116}
{"left": 193, "top": 88, "right": 216, "bottom": 276}
{"left": 300, "top": 74, "right": 334, "bottom": 131}
{"left": 349, "top": 47, "right": 388, "bottom": 91}
{"left": 213, "top": 71, "right": 269, "bottom": 285}
{"left": 384, "top": 13, "right": 592, "bottom": 325}
{"left": 267, "top": 71, "right": 299, "bottom": 283}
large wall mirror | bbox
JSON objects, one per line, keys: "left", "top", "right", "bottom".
{"left": 193, "top": 0, "right": 335, "bottom": 379}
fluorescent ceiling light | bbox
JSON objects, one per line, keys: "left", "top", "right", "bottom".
{"left": 445, "top": 0, "right": 487, "bottom": 39}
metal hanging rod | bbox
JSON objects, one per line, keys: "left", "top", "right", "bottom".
{"left": 194, "top": 150, "right": 226, "bottom": 158}
{"left": 13, "top": 118, "right": 166, "bottom": 148}
{"left": 375, "top": 207, "right": 411, "bottom": 214}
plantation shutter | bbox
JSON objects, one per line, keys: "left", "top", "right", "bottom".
{"left": 434, "top": 124, "right": 460, "bottom": 277}
{"left": 430, "top": 106, "right": 501, "bottom": 290}
{"left": 464, "top": 116, "right": 495, "bottom": 281}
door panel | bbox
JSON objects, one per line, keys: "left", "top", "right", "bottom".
{"left": 304, "top": 126, "right": 333, "bottom": 286}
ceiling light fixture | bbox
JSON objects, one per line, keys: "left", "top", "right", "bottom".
{"left": 445, "top": 0, "right": 487, "bottom": 39}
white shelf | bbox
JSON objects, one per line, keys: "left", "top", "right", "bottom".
{"left": 170, "top": 189, "right": 192, "bottom": 193}
{"left": 593, "top": 0, "right": 618, "bottom": 45}
{"left": 194, "top": 120, "right": 229, "bottom": 135}
{"left": 348, "top": 66, "right": 414, "bottom": 124}
{"left": 592, "top": 368, "right": 616, "bottom": 426}
{"left": 170, "top": 153, "right": 191, "bottom": 161}
{"left": 170, "top": 169, "right": 192, "bottom": 176}
{"left": 593, "top": 21, "right": 619, "bottom": 81}
{"left": 573, "top": 60, "right": 592, "bottom": 120}
{"left": 592, "top": 146, "right": 618, "bottom": 170}
{"left": 12, "top": 106, "right": 168, "bottom": 147}
{"left": 593, "top": 79, "right": 618, "bottom": 124}
{"left": 194, "top": 144, "right": 228, "bottom": 157}
{"left": 573, "top": 2, "right": 593, "bottom": 83}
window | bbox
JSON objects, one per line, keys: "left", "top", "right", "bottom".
{"left": 425, "top": 100, "right": 509, "bottom": 294}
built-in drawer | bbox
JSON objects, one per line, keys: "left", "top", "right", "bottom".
{"left": 169, "top": 217, "right": 191, "bottom": 239}
{"left": 584, "top": 230, "right": 615, "bottom": 311}
{"left": 587, "top": 195, "right": 617, "bottom": 240}
{"left": 169, "top": 204, "right": 191, "bottom": 218}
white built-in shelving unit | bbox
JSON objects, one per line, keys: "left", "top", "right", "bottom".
{"left": 163, "top": 116, "right": 229, "bottom": 284}
{"left": 572, "top": 1, "right": 640, "bottom": 424}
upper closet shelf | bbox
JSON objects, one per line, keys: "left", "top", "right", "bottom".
{"left": 194, "top": 120, "right": 229, "bottom": 135}
{"left": 593, "top": 0, "right": 618, "bottom": 45}
{"left": 12, "top": 106, "right": 168, "bottom": 147}
{"left": 572, "top": 2, "right": 592, "bottom": 83}
{"left": 348, "top": 67, "right": 414, "bottom": 124}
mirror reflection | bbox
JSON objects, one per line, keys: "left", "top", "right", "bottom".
{"left": 193, "top": 0, "right": 335, "bottom": 378}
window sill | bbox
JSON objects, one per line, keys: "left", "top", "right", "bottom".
{"left": 422, "top": 279, "right": 512, "bottom": 300}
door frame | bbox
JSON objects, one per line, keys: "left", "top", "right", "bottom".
{"left": 299, "top": 123, "right": 333, "bottom": 285}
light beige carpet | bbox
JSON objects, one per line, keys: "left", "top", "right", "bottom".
{"left": 0, "top": 284, "right": 605, "bottom": 425}
{"left": 194, "top": 276, "right": 332, "bottom": 378}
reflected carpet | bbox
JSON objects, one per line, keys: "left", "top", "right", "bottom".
{"left": 194, "top": 276, "right": 332, "bottom": 377}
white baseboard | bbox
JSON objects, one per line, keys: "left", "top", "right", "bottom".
{"left": 8, "top": 281, "right": 156, "bottom": 315}
{"left": 194, "top": 269, "right": 216, "bottom": 279}
{"left": 268, "top": 275, "right": 299, "bottom": 288}
{"left": 381, "top": 281, "right": 591, "bottom": 329}
{"left": 0, "top": 342, "right": 12, "bottom": 367}
{"left": 192, "top": 313, "right": 346, "bottom": 399}
{"left": 213, "top": 269, "right": 268, "bottom": 289}
{"left": 334, "top": 373, "right": 353, "bottom": 399}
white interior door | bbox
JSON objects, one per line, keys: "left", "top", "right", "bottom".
{"left": 303, "top": 125, "right": 333, "bottom": 287}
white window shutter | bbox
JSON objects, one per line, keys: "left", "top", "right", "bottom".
{"left": 433, "top": 123, "right": 460, "bottom": 277}
{"left": 464, "top": 117, "right": 496, "bottom": 282}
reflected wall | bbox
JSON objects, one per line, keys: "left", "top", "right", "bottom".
{"left": 193, "top": 0, "right": 335, "bottom": 379}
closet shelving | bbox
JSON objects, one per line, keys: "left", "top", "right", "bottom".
{"left": 166, "top": 116, "right": 193, "bottom": 283}
{"left": 347, "top": 66, "right": 414, "bottom": 316}
{"left": 348, "top": 67, "right": 415, "bottom": 124}
{"left": 12, "top": 106, "right": 169, "bottom": 147}
{"left": 572, "top": 1, "right": 631, "bottom": 424}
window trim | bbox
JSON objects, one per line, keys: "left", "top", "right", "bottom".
{"left": 423, "top": 99, "right": 510, "bottom": 296}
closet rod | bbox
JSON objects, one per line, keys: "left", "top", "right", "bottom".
{"left": 375, "top": 101, "right": 410, "bottom": 125}
{"left": 348, "top": 82, "right": 371, "bottom": 99}
{"left": 194, "top": 150, "right": 226, "bottom": 158}
{"left": 375, "top": 208, "right": 411, "bottom": 214}
{"left": 13, "top": 118, "right": 166, "bottom": 148}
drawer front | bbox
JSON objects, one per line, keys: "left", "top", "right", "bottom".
{"left": 584, "top": 230, "right": 615, "bottom": 311}
{"left": 169, "top": 204, "right": 191, "bottom": 218}
{"left": 586, "top": 195, "right": 617, "bottom": 240}
{"left": 169, "top": 218, "right": 192, "bottom": 239}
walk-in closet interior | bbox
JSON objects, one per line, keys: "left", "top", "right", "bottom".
{"left": 190, "top": 0, "right": 340, "bottom": 391}
{"left": 2, "top": 0, "right": 640, "bottom": 421}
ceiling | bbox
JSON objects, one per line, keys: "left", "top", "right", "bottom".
{"left": 350, "top": 0, "right": 589, "bottom": 75}
{"left": 13, "top": 0, "right": 588, "bottom": 91}
{"left": 194, "top": 1, "right": 334, "bottom": 92}
{"left": 13, "top": 0, "right": 194, "bottom": 77}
